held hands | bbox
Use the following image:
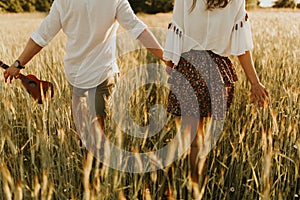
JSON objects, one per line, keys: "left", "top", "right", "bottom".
{"left": 4, "top": 66, "right": 22, "bottom": 83}
{"left": 250, "top": 82, "right": 269, "bottom": 108}
{"left": 163, "top": 60, "right": 174, "bottom": 68}
{"left": 163, "top": 60, "right": 174, "bottom": 75}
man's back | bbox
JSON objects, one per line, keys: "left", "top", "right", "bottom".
{"left": 31, "top": 0, "right": 146, "bottom": 88}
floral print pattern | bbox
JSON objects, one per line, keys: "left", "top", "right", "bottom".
{"left": 167, "top": 50, "right": 238, "bottom": 119}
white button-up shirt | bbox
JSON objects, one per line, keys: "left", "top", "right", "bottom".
{"left": 31, "top": 0, "right": 147, "bottom": 88}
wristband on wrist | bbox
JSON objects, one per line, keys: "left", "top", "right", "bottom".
{"left": 13, "top": 60, "right": 25, "bottom": 69}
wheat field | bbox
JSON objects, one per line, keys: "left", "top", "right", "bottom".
{"left": 0, "top": 9, "right": 299, "bottom": 200}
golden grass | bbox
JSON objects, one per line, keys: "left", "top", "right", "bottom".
{"left": 0, "top": 9, "right": 300, "bottom": 199}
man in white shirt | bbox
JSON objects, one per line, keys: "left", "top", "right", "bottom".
{"left": 4, "top": 0, "right": 169, "bottom": 140}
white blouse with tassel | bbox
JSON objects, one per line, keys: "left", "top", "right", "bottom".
{"left": 163, "top": 0, "right": 254, "bottom": 65}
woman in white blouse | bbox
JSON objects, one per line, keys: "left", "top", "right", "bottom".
{"left": 163, "top": 0, "right": 269, "bottom": 189}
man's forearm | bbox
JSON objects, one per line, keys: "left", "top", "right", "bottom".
{"left": 16, "top": 38, "right": 43, "bottom": 66}
{"left": 137, "top": 29, "right": 164, "bottom": 61}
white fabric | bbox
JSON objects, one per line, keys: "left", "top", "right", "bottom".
{"left": 163, "top": 0, "right": 253, "bottom": 65}
{"left": 31, "top": 0, "right": 147, "bottom": 88}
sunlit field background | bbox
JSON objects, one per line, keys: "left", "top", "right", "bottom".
{"left": 0, "top": 9, "right": 299, "bottom": 200}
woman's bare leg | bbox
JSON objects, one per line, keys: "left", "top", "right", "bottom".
{"left": 189, "top": 118, "right": 205, "bottom": 183}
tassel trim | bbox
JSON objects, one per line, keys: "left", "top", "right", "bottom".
{"left": 233, "top": 13, "right": 249, "bottom": 31}
{"left": 168, "top": 22, "right": 183, "bottom": 38}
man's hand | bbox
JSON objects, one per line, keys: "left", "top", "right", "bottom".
{"left": 4, "top": 66, "right": 21, "bottom": 83}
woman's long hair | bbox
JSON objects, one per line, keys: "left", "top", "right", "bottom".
{"left": 190, "top": 0, "right": 231, "bottom": 11}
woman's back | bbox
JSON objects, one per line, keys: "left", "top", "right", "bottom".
{"left": 164, "top": 0, "right": 252, "bottom": 65}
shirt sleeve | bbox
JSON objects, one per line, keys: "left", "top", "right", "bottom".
{"left": 30, "top": 0, "right": 62, "bottom": 47}
{"left": 116, "top": 0, "right": 147, "bottom": 39}
{"left": 163, "top": 0, "right": 184, "bottom": 65}
{"left": 229, "top": 1, "right": 253, "bottom": 55}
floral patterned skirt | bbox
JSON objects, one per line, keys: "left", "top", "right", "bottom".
{"left": 167, "top": 50, "right": 238, "bottom": 119}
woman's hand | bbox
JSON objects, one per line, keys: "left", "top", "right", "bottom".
{"left": 237, "top": 51, "right": 270, "bottom": 108}
{"left": 250, "top": 82, "right": 269, "bottom": 108}
{"left": 4, "top": 66, "right": 21, "bottom": 83}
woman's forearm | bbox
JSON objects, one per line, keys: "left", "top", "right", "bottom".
{"left": 237, "top": 50, "right": 269, "bottom": 107}
{"left": 237, "top": 51, "right": 260, "bottom": 85}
